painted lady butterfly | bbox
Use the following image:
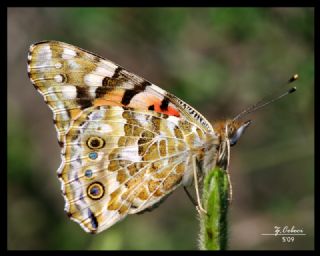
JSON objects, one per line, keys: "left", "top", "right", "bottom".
{"left": 27, "top": 41, "right": 295, "bottom": 234}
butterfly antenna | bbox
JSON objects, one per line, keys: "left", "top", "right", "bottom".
{"left": 233, "top": 74, "right": 298, "bottom": 121}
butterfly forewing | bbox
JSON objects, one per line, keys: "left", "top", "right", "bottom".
{"left": 27, "top": 41, "right": 213, "bottom": 142}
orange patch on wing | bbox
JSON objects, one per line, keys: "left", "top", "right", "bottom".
{"left": 93, "top": 98, "right": 119, "bottom": 107}
{"left": 94, "top": 90, "right": 124, "bottom": 107}
{"left": 153, "top": 103, "right": 180, "bottom": 117}
{"left": 94, "top": 89, "right": 180, "bottom": 117}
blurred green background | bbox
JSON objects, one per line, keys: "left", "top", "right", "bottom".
{"left": 8, "top": 7, "right": 314, "bottom": 250}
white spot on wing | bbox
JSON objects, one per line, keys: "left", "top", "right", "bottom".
{"left": 120, "top": 147, "right": 141, "bottom": 162}
{"left": 84, "top": 61, "right": 117, "bottom": 87}
{"left": 62, "top": 85, "right": 77, "bottom": 99}
{"left": 96, "top": 66, "right": 114, "bottom": 77}
{"left": 68, "top": 60, "right": 80, "bottom": 69}
{"left": 38, "top": 45, "right": 51, "bottom": 56}
{"left": 99, "top": 124, "right": 113, "bottom": 133}
{"left": 88, "top": 87, "right": 97, "bottom": 98}
{"left": 167, "top": 116, "right": 180, "bottom": 126}
{"left": 62, "top": 48, "right": 77, "bottom": 59}
{"left": 36, "top": 45, "right": 52, "bottom": 72}
{"left": 165, "top": 116, "right": 180, "bottom": 135}
{"left": 135, "top": 114, "right": 149, "bottom": 127}
{"left": 54, "top": 74, "right": 63, "bottom": 83}
{"left": 84, "top": 73, "right": 104, "bottom": 88}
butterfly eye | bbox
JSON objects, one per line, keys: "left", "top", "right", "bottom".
{"left": 87, "top": 182, "right": 105, "bottom": 200}
{"left": 87, "top": 136, "right": 105, "bottom": 149}
{"left": 229, "top": 120, "right": 251, "bottom": 146}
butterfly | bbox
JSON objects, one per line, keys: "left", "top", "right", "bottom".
{"left": 28, "top": 41, "right": 293, "bottom": 234}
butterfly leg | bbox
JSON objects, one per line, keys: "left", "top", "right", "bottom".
{"left": 225, "top": 137, "right": 233, "bottom": 203}
{"left": 226, "top": 170, "right": 233, "bottom": 203}
{"left": 183, "top": 186, "right": 197, "bottom": 207}
{"left": 218, "top": 136, "right": 233, "bottom": 203}
{"left": 192, "top": 155, "right": 207, "bottom": 215}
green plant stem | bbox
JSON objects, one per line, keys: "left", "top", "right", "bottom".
{"left": 199, "top": 166, "right": 229, "bottom": 250}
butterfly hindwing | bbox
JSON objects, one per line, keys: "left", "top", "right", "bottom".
{"left": 60, "top": 106, "right": 206, "bottom": 233}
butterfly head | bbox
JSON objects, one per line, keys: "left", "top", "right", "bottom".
{"left": 213, "top": 119, "right": 251, "bottom": 146}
